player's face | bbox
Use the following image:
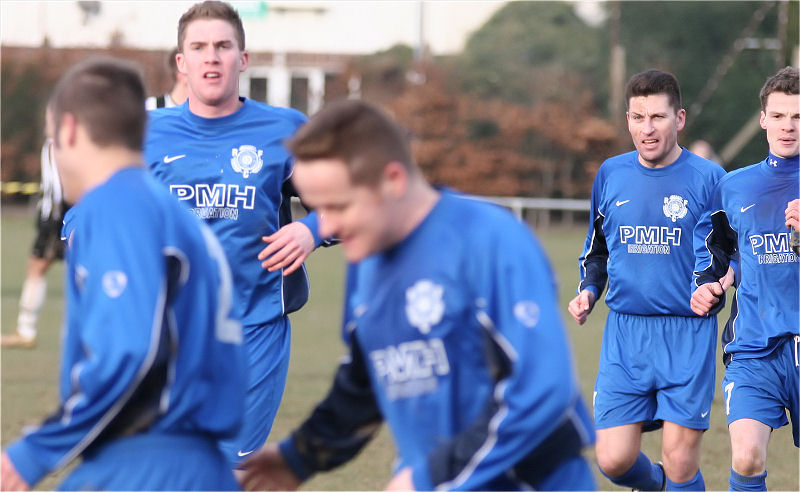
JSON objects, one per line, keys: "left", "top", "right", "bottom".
{"left": 292, "top": 158, "right": 397, "bottom": 262}
{"left": 627, "top": 94, "right": 685, "bottom": 168}
{"left": 178, "top": 18, "right": 248, "bottom": 117}
{"left": 760, "top": 92, "right": 799, "bottom": 158}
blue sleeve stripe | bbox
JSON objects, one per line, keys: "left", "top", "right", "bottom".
{"left": 60, "top": 362, "right": 88, "bottom": 426}
{"left": 435, "top": 381, "right": 510, "bottom": 491}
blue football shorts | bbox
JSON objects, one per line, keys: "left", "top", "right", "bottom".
{"left": 219, "top": 315, "right": 292, "bottom": 466}
{"left": 59, "top": 432, "right": 238, "bottom": 490}
{"left": 593, "top": 311, "right": 717, "bottom": 431}
{"left": 722, "top": 335, "right": 800, "bottom": 447}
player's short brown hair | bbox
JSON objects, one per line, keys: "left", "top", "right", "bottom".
{"left": 49, "top": 57, "right": 146, "bottom": 151}
{"left": 178, "top": 1, "right": 245, "bottom": 51}
{"left": 625, "top": 69, "right": 682, "bottom": 113}
{"left": 286, "top": 99, "right": 415, "bottom": 186}
{"left": 759, "top": 66, "right": 799, "bottom": 111}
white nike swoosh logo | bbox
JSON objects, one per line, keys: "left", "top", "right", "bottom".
{"left": 740, "top": 204, "right": 756, "bottom": 213}
{"left": 237, "top": 450, "right": 254, "bottom": 457}
{"left": 163, "top": 154, "right": 186, "bottom": 163}
{"left": 701, "top": 411, "right": 709, "bottom": 418}
{"left": 616, "top": 200, "right": 630, "bottom": 206}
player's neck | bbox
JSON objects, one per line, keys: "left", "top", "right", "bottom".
{"left": 77, "top": 147, "right": 143, "bottom": 201}
{"left": 639, "top": 145, "right": 682, "bottom": 169}
{"left": 394, "top": 180, "right": 440, "bottom": 243}
{"left": 187, "top": 94, "right": 243, "bottom": 118}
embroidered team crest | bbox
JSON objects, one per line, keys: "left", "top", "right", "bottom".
{"left": 513, "top": 301, "right": 540, "bottom": 328}
{"left": 405, "top": 280, "right": 445, "bottom": 334}
{"left": 663, "top": 195, "right": 688, "bottom": 222}
{"left": 231, "top": 145, "right": 263, "bottom": 178}
{"left": 102, "top": 270, "right": 128, "bottom": 298}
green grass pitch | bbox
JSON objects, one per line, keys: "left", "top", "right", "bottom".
{"left": 2, "top": 206, "right": 797, "bottom": 490}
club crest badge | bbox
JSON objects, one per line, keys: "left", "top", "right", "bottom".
{"left": 513, "top": 301, "right": 540, "bottom": 328}
{"left": 405, "top": 279, "right": 444, "bottom": 334}
{"left": 231, "top": 145, "right": 263, "bottom": 178}
{"left": 663, "top": 194, "right": 688, "bottom": 222}
{"left": 102, "top": 270, "right": 128, "bottom": 298}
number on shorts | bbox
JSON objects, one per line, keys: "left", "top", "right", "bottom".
{"left": 724, "top": 381, "right": 735, "bottom": 415}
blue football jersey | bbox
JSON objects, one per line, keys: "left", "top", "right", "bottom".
{"left": 579, "top": 149, "right": 726, "bottom": 316}
{"left": 6, "top": 167, "right": 245, "bottom": 486}
{"left": 144, "top": 98, "right": 319, "bottom": 327}
{"left": 349, "top": 191, "right": 592, "bottom": 490}
{"left": 694, "top": 153, "right": 800, "bottom": 362}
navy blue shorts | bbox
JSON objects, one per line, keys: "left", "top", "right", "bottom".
{"left": 59, "top": 432, "right": 239, "bottom": 490}
{"left": 219, "top": 316, "right": 291, "bottom": 466}
{"left": 594, "top": 311, "right": 717, "bottom": 431}
{"left": 723, "top": 336, "right": 800, "bottom": 447}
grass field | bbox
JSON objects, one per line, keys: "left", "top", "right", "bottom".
{"left": 1, "top": 205, "right": 798, "bottom": 491}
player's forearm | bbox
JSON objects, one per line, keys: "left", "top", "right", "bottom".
{"left": 578, "top": 261, "right": 607, "bottom": 296}
{"left": 278, "top": 346, "right": 383, "bottom": 479}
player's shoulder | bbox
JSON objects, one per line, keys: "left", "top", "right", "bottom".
{"left": 439, "top": 190, "right": 537, "bottom": 249}
{"left": 82, "top": 168, "right": 169, "bottom": 219}
{"left": 682, "top": 150, "right": 726, "bottom": 180}
{"left": 596, "top": 150, "right": 637, "bottom": 178}
{"left": 243, "top": 98, "right": 308, "bottom": 127}
{"left": 600, "top": 150, "right": 636, "bottom": 169}
{"left": 719, "top": 161, "right": 761, "bottom": 187}
{"left": 145, "top": 105, "right": 184, "bottom": 135}
{"left": 147, "top": 104, "right": 183, "bottom": 121}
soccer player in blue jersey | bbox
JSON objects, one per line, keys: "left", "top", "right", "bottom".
{"left": 568, "top": 69, "right": 727, "bottom": 491}
{"left": 0, "top": 57, "right": 245, "bottom": 491}
{"left": 144, "top": 1, "right": 327, "bottom": 466}
{"left": 239, "top": 100, "right": 596, "bottom": 491}
{"left": 691, "top": 66, "right": 799, "bottom": 492}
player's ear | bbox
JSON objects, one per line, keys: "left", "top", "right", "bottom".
{"left": 176, "top": 51, "right": 187, "bottom": 76}
{"left": 381, "top": 161, "right": 408, "bottom": 198}
{"left": 760, "top": 111, "right": 767, "bottom": 130}
{"left": 239, "top": 51, "right": 249, "bottom": 73}
{"left": 675, "top": 108, "right": 686, "bottom": 131}
{"left": 58, "top": 113, "right": 79, "bottom": 148}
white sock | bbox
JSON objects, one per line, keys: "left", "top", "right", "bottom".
{"left": 17, "top": 276, "right": 46, "bottom": 339}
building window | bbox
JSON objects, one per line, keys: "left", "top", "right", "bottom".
{"left": 290, "top": 76, "right": 309, "bottom": 114}
{"left": 250, "top": 77, "right": 268, "bottom": 103}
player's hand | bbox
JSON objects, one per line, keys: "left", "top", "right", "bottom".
{"left": 785, "top": 198, "right": 799, "bottom": 229}
{"left": 1, "top": 452, "right": 30, "bottom": 491}
{"left": 384, "top": 467, "right": 415, "bottom": 491}
{"left": 259, "top": 222, "right": 315, "bottom": 276}
{"left": 567, "top": 289, "right": 596, "bottom": 325}
{"left": 238, "top": 444, "right": 301, "bottom": 491}
{"left": 690, "top": 281, "right": 725, "bottom": 316}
